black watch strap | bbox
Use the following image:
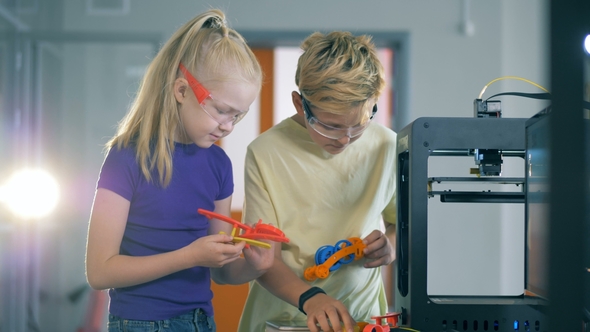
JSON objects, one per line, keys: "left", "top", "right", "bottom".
{"left": 298, "top": 286, "right": 326, "bottom": 315}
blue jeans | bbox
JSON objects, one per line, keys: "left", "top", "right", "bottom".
{"left": 108, "top": 308, "right": 216, "bottom": 332}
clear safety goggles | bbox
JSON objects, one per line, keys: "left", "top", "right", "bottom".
{"left": 301, "top": 96, "right": 377, "bottom": 140}
{"left": 179, "top": 63, "right": 248, "bottom": 125}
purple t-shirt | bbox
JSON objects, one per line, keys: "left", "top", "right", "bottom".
{"left": 97, "top": 142, "right": 233, "bottom": 320}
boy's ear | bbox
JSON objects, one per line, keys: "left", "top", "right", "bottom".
{"left": 291, "top": 91, "right": 304, "bottom": 117}
{"left": 174, "top": 78, "right": 188, "bottom": 103}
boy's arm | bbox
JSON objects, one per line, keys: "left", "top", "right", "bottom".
{"left": 257, "top": 246, "right": 357, "bottom": 332}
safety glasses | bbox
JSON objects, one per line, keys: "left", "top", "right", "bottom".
{"left": 301, "top": 95, "right": 377, "bottom": 140}
{"left": 179, "top": 63, "right": 248, "bottom": 125}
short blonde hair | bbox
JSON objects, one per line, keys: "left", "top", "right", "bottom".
{"left": 296, "top": 31, "right": 384, "bottom": 124}
{"left": 108, "top": 9, "right": 262, "bottom": 187}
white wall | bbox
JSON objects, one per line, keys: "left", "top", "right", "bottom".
{"left": 63, "top": 0, "right": 550, "bottom": 118}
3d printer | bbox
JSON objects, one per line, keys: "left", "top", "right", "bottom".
{"left": 393, "top": 85, "right": 553, "bottom": 332}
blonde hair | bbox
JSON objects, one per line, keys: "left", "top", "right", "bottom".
{"left": 295, "top": 31, "right": 384, "bottom": 123}
{"left": 107, "top": 9, "right": 262, "bottom": 187}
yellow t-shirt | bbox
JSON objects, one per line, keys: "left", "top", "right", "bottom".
{"left": 238, "top": 118, "right": 397, "bottom": 332}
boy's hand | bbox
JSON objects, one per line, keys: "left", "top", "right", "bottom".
{"left": 362, "top": 230, "right": 395, "bottom": 268}
{"left": 242, "top": 240, "right": 275, "bottom": 272}
{"left": 304, "top": 293, "right": 357, "bottom": 332}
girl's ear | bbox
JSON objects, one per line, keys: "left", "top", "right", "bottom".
{"left": 174, "top": 78, "right": 189, "bottom": 104}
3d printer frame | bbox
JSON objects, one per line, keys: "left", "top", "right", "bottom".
{"left": 394, "top": 117, "right": 547, "bottom": 332}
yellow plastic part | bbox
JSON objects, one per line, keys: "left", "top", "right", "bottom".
{"left": 218, "top": 231, "right": 272, "bottom": 249}
{"left": 232, "top": 236, "right": 271, "bottom": 249}
{"left": 343, "top": 323, "right": 367, "bottom": 332}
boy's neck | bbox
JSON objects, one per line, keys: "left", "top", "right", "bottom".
{"left": 291, "top": 114, "right": 306, "bottom": 128}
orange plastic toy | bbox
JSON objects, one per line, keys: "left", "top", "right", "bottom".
{"left": 304, "top": 237, "right": 366, "bottom": 281}
{"left": 349, "top": 322, "right": 369, "bottom": 332}
{"left": 197, "top": 208, "right": 290, "bottom": 248}
{"left": 340, "top": 312, "right": 402, "bottom": 332}
{"left": 361, "top": 312, "right": 402, "bottom": 332}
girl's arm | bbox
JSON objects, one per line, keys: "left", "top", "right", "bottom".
{"left": 85, "top": 188, "right": 244, "bottom": 290}
{"left": 209, "top": 196, "right": 275, "bottom": 285}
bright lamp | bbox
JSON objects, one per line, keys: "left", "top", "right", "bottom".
{"left": 0, "top": 169, "right": 60, "bottom": 220}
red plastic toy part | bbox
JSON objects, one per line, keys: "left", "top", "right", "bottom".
{"left": 197, "top": 209, "right": 290, "bottom": 248}
{"left": 360, "top": 312, "right": 402, "bottom": 332}
{"left": 304, "top": 237, "right": 366, "bottom": 281}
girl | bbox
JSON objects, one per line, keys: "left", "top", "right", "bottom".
{"left": 85, "top": 9, "right": 272, "bottom": 332}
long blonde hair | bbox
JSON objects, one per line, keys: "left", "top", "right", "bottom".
{"left": 295, "top": 31, "right": 384, "bottom": 124}
{"left": 107, "top": 9, "right": 262, "bottom": 187}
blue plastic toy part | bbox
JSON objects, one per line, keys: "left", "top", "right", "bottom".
{"left": 335, "top": 239, "right": 354, "bottom": 265}
{"left": 315, "top": 245, "right": 342, "bottom": 271}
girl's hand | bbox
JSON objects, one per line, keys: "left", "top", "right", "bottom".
{"left": 362, "top": 229, "right": 395, "bottom": 268}
{"left": 184, "top": 233, "right": 247, "bottom": 268}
